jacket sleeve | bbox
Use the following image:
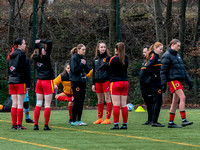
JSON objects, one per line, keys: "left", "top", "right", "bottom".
{"left": 86, "top": 69, "right": 93, "bottom": 79}
{"left": 99, "top": 56, "right": 110, "bottom": 70}
{"left": 53, "top": 74, "right": 62, "bottom": 86}
{"left": 183, "top": 66, "right": 192, "bottom": 84}
{"left": 145, "top": 53, "right": 157, "bottom": 73}
{"left": 84, "top": 62, "right": 91, "bottom": 74}
{"left": 41, "top": 40, "right": 52, "bottom": 57}
{"left": 160, "top": 54, "right": 171, "bottom": 86}
{"left": 92, "top": 60, "right": 96, "bottom": 85}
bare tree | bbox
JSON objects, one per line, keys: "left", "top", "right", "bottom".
{"left": 179, "top": 0, "right": 187, "bottom": 58}
{"left": 8, "top": 0, "right": 16, "bottom": 45}
{"left": 16, "top": 0, "right": 25, "bottom": 37}
{"left": 165, "top": 0, "right": 172, "bottom": 45}
{"left": 109, "top": 0, "right": 117, "bottom": 52}
{"left": 192, "top": 0, "right": 200, "bottom": 103}
{"left": 38, "top": 0, "right": 46, "bottom": 37}
{"left": 153, "top": 0, "right": 164, "bottom": 44}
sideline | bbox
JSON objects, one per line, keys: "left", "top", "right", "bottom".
{"left": 1, "top": 120, "right": 200, "bottom": 148}
{"left": 0, "top": 136, "right": 69, "bottom": 150}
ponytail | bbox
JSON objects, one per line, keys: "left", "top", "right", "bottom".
{"left": 71, "top": 47, "right": 77, "bottom": 55}
{"left": 7, "top": 45, "right": 17, "bottom": 60}
{"left": 70, "top": 44, "right": 85, "bottom": 55}
{"left": 146, "top": 42, "right": 163, "bottom": 61}
{"left": 7, "top": 38, "right": 24, "bottom": 60}
{"left": 146, "top": 45, "right": 154, "bottom": 61}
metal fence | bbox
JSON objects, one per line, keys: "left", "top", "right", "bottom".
{"left": 0, "top": 0, "right": 199, "bottom": 106}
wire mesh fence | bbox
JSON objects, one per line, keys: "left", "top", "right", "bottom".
{"left": 0, "top": 0, "right": 200, "bottom": 107}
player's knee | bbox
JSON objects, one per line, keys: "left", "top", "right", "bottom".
{"left": 36, "top": 100, "right": 43, "bottom": 107}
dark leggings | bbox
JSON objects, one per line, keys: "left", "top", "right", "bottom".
{"left": 152, "top": 91, "right": 162, "bottom": 123}
{"left": 141, "top": 84, "right": 153, "bottom": 122}
{"left": 71, "top": 82, "right": 86, "bottom": 122}
{"left": 23, "top": 101, "right": 29, "bottom": 109}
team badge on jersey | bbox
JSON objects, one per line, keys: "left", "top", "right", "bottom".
{"left": 76, "top": 87, "right": 80, "bottom": 91}
{"left": 103, "top": 58, "right": 106, "bottom": 62}
{"left": 175, "top": 83, "right": 180, "bottom": 87}
{"left": 158, "top": 89, "right": 162, "bottom": 94}
{"left": 9, "top": 66, "right": 16, "bottom": 72}
{"left": 36, "top": 62, "right": 43, "bottom": 67}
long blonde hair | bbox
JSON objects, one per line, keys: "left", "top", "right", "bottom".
{"left": 146, "top": 42, "right": 163, "bottom": 61}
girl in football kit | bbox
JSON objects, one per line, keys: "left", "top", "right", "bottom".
{"left": 160, "top": 39, "right": 193, "bottom": 128}
{"left": 145, "top": 42, "right": 165, "bottom": 127}
{"left": 109, "top": 42, "right": 129, "bottom": 130}
{"left": 92, "top": 41, "right": 112, "bottom": 125}
{"left": 8, "top": 38, "right": 30, "bottom": 130}
{"left": 54, "top": 62, "right": 73, "bottom": 124}
{"left": 69, "top": 44, "right": 90, "bottom": 126}
{"left": 32, "top": 39, "right": 54, "bottom": 130}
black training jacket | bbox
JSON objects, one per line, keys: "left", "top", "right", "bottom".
{"left": 160, "top": 48, "right": 192, "bottom": 86}
{"left": 109, "top": 54, "right": 128, "bottom": 82}
{"left": 32, "top": 40, "right": 54, "bottom": 80}
{"left": 8, "top": 49, "right": 30, "bottom": 88}
{"left": 69, "top": 53, "right": 90, "bottom": 82}
{"left": 145, "top": 51, "right": 162, "bottom": 90}
{"left": 92, "top": 52, "right": 110, "bottom": 84}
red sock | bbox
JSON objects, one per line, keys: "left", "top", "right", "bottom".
{"left": 44, "top": 107, "right": 51, "bottom": 125}
{"left": 106, "top": 102, "right": 112, "bottom": 119}
{"left": 57, "top": 96, "right": 72, "bottom": 102}
{"left": 113, "top": 106, "right": 120, "bottom": 124}
{"left": 34, "top": 106, "right": 41, "bottom": 125}
{"left": 180, "top": 111, "right": 186, "bottom": 120}
{"left": 17, "top": 108, "right": 23, "bottom": 125}
{"left": 11, "top": 107, "right": 17, "bottom": 126}
{"left": 68, "top": 106, "right": 72, "bottom": 120}
{"left": 169, "top": 113, "right": 175, "bottom": 122}
{"left": 121, "top": 106, "right": 128, "bottom": 123}
{"left": 98, "top": 103, "right": 104, "bottom": 119}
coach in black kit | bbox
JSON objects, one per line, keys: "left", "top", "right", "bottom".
{"left": 140, "top": 45, "right": 153, "bottom": 125}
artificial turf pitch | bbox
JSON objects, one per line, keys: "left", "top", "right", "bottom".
{"left": 0, "top": 109, "right": 200, "bottom": 150}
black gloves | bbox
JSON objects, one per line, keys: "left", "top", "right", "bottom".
{"left": 161, "top": 84, "right": 167, "bottom": 93}
{"left": 188, "top": 82, "right": 193, "bottom": 90}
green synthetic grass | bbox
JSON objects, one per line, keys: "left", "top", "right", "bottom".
{"left": 0, "top": 109, "right": 200, "bottom": 150}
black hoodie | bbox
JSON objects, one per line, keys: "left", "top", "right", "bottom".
{"left": 8, "top": 49, "right": 30, "bottom": 88}
{"left": 32, "top": 40, "right": 54, "bottom": 80}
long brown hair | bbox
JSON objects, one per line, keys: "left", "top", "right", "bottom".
{"left": 95, "top": 40, "right": 110, "bottom": 57}
{"left": 116, "top": 42, "right": 125, "bottom": 66}
{"left": 146, "top": 42, "right": 163, "bottom": 61}
{"left": 70, "top": 44, "right": 85, "bottom": 55}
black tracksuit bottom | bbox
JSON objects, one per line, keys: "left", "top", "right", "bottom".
{"left": 151, "top": 79, "right": 162, "bottom": 123}
{"left": 140, "top": 82, "right": 153, "bottom": 122}
{"left": 71, "top": 81, "right": 86, "bottom": 122}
